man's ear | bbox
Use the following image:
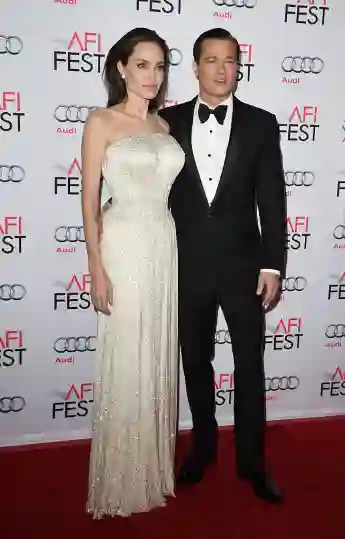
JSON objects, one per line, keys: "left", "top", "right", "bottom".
{"left": 192, "top": 60, "right": 199, "bottom": 80}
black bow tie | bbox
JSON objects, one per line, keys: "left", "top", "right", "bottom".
{"left": 198, "top": 103, "right": 228, "bottom": 125}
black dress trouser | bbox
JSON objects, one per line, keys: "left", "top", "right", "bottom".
{"left": 178, "top": 279, "right": 266, "bottom": 474}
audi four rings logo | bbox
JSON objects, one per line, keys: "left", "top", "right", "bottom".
{"left": 0, "top": 284, "right": 26, "bottom": 301}
{"left": 325, "top": 325, "right": 345, "bottom": 339}
{"left": 169, "top": 48, "right": 183, "bottom": 67}
{"left": 54, "top": 226, "right": 85, "bottom": 243}
{"left": 54, "top": 337, "right": 96, "bottom": 353}
{"left": 0, "top": 35, "right": 23, "bottom": 55}
{"left": 0, "top": 165, "right": 25, "bottom": 183}
{"left": 333, "top": 224, "right": 345, "bottom": 240}
{"left": 0, "top": 396, "right": 26, "bottom": 413}
{"left": 281, "top": 56, "right": 324, "bottom": 74}
{"left": 265, "top": 376, "right": 299, "bottom": 391}
{"left": 282, "top": 277, "right": 307, "bottom": 292}
{"left": 215, "top": 330, "right": 231, "bottom": 344}
{"left": 212, "top": 0, "right": 257, "bottom": 7}
{"left": 284, "top": 171, "right": 314, "bottom": 187}
{"left": 54, "top": 105, "right": 95, "bottom": 123}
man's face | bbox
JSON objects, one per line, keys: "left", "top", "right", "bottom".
{"left": 194, "top": 38, "right": 238, "bottom": 100}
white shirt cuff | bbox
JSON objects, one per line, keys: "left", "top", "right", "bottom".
{"left": 261, "top": 268, "right": 280, "bottom": 276}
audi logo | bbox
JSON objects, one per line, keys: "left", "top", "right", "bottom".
{"left": 169, "top": 48, "right": 183, "bottom": 67}
{"left": 215, "top": 330, "right": 231, "bottom": 344}
{"left": 284, "top": 171, "right": 314, "bottom": 187}
{"left": 0, "top": 165, "right": 25, "bottom": 183}
{"left": 54, "top": 105, "right": 95, "bottom": 123}
{"left": 54, "top": 336, "right": 96, "bottom": 353}
{"left": 333, "top": 224, "right": 345, "bottom": 240}
{"left": 281, "top": 56, "right": 324, "bottom": 75}
{"left": 325, "top": 324, "right": 345, "bottom": 339}
{"left": 265, "top": 376, "right": 299, "bottom": 392}
{"left": 0, "top": 284, "right": 26, "bottom": 301}
{"left": 212, "top": 0, "right": 257, "bottom": 7}
{"left": 0, "top": 396, "right": 26, "bottom": 413}
{"left": 54, "top": 226, "right": 85, "bottom": 243}
{"left": 0, "top": 35, "right": 23, "bottom": 55}
{"left": 282, "top": 277, "right": 307, "bottom": 292}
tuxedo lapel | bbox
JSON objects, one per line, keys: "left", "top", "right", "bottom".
{"left": 177, "top": 98, "right": 209, "bottom": 207}
{"left": 211, "top": 96, "right": 244, "bottom": 208}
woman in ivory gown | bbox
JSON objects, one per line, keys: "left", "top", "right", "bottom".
{"left": 81, "top": 28, "right": 185, "bottom": 518}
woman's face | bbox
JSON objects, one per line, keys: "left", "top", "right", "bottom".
{"left": 119, "top": 41, "right": 166, "bottom": 102}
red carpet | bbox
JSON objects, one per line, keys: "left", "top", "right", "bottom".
{"left": 1, "top": 418, "right": 345, "bottom": 538}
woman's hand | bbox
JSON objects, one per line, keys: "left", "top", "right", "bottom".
{"left": 90, "top": 267, "right": 113, "bottom": 315}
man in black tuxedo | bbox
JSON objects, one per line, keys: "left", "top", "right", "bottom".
{"left": 159, "top": 28, "right": 286, "bottom": 504}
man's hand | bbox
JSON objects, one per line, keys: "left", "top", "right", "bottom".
{"left": 256, "top": 271, "right": 281, "bottom": 310}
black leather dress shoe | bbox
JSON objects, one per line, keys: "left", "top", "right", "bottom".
{"left": 177, "top": 452, "right": 217, "bottom": 486}
{"left": 239, "top": 471, "right": 283, "bottom": 504}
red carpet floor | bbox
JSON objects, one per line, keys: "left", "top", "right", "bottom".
{"left": 1, "top": 418, "right": 345, "bottom": 538}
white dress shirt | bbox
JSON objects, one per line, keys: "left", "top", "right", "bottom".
{"left": 191, "top": 94, "right": 279, "bottom": 276}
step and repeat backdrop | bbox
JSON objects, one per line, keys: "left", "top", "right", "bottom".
{"left": 1, "top": 0, "right": 345, "bottom": 446}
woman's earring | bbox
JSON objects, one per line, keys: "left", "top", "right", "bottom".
{"left": 121, "top": 74, "right": 125, "bottom": 80}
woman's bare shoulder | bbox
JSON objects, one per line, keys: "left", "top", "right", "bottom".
{"left": 86, "top": 106, "right": 119, "bottom": 124}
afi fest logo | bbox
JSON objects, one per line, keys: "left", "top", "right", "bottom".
{"left": 52, "top": 382, "right": 94, "bottom": 418}
{"left": 284, "top": 1, "right": 330, "bottom": 26}
{"left": 54, "top": 335, "right": 96, "bottom": 364}
{"left": 320, "top": 366, "right": 345, "bottom": 397}
{"left": 54, "top": 157, "right": 82, "bottom": 196}
{"left": 284, "top": 170, "right": 315, "bottom": 197}
{"left": 54, "top": 105, "right": 95, "bottom": 135}
{"left": 237, "top": 44, "right": 255, "bottom": 83}
{"left": 337, "top": 172, "right": 345, "bottom": 198}
{"left": 214, "top": 372, "right": 234, "bottom": 406}
{"left": 265, "top": 318, "right": 303, "bottom": 351}
{"left": 327, "top": 272, "right": 345, "bottom": 301}
{"left": 214, "top": 372, "right": 299, "bottom": 406}
{"left": 286, "top": 216, "right": 311, "bottom": 250}
{"left": 136, "top": 0, "right": 182, "bottom": 14}
{"left": 279, "top": 105, "right": 319, "bottom": 142}
{"left": 281, "top": 56, "right": 324, "bottom": 85}
{"left": 212, "top": 0, "right": 257, "bottom": 20}
{"left": 0, "top": 217, "right": 26, "bottom": 254}
{"left": 53, "top": 31, "right": 104, "bottom": 73}
{"left": 54, "top": 273, "right": 91, "bottom": 310}
{"left": 0, "top": 92, "right": 25, "bottom": 133}
{"left": 0, "top": 330, "right": 26, "bottom": 368}
{"left": 325, "top": 324, "right": 345, "bottom": 350}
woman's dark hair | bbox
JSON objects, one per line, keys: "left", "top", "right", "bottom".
{"left": 193, "top": 28, "right": 240, "bottom": 64}
{"left": 103, "top": 27, "right": 170, "bottom": 112}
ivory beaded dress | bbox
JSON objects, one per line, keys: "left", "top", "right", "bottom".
{"left": 86, "top": 133, "right": 185, "bottom": 518}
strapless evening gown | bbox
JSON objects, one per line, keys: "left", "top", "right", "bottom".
{"left": 86, "top": 133, "right": 185, "bottom": 518}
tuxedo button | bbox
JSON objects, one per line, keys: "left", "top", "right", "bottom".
{"left": 208, "top": 154, "right": 211, "bottom": 157}
{"left": 209, "top": 177, "right": 212, "bottom": 181}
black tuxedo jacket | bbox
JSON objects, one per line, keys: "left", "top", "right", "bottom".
{"left": 160, "top": 96, "right": 287, "bottom": 294}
